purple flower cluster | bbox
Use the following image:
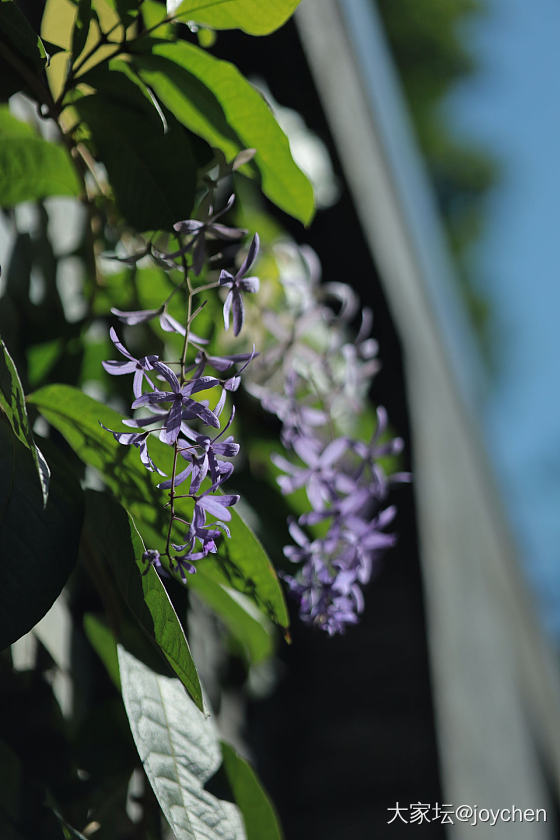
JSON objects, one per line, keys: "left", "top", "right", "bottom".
{"left": 272, "top": 400, "right": 405, "bottom": 634}
{"left": 249, "top": 243, "right": 409, "bottom": 634}
{"left": 100, "top": 196, "right": 260, "bottom": 582}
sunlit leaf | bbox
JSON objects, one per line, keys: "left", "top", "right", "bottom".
{"left": 0, "top": 110, "right": 80, "bottom": 206}
{"left": 132, "top": 41, "right": 314, "bottom": 224}
{"left": 168, "top": 0, "right": 301, "bottom": 36}
{"left": 118, "top": 645, "right": 246, "bottom": 839}
{"left": 70, "top": 0, "right": 94, "bottom": 61}
{"left": 189, "top": 574, "right": 274, "bottom": 664}
{"left": 220, "top": 742, "right": 283, "bottom": 840}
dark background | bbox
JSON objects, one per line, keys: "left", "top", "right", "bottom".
{"left": 218, "top": 18, "right": 445, "bottom": 839}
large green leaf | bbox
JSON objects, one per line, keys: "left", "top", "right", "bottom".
{"left": 168, "top": 0, "right": 301, "bottom": 35}
{"left": 0, "top": 109, "right": 80, "bottom": 206}
{"left": 132, "top": 41, "right": 314, "bottom": 225}
{"left": 189, "top": 574, "right": 273, "bottom": 664}
{"left": 0, "top": 427, "right": 83, "bottom": 649}
{"left": 0, "top": 105, "right": 34, "bottom": 138}
{"left": 202, "top": 511, "right": 288, "bottom": 627}
{"left": 0, "top": 338, "right": 49, "bottom": 506}
{"left": 0, "top": 1, "right": 47, "bottom": 101}
{"left": 118, "top": 645, "right": 246, "bottom": 840}
{"left": 0, "top": 0, "right": 46, "bottom": 69}
{"left": 70, "top": 0, "right": 94, "bottom": 62}
{"left": 82, "top": 489, "right": 203, "bottom": 710}
{"left": 220, "top": 742, "right": 283, "bottom": 840}
{"left": 73, "top": 90, "right": 196, "bottom": 231}
{"left": 27, "top": 384, "right": 288, "bottom": 628}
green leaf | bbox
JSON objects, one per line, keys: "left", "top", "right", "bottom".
{"left": 98, "top": 0, "right": 140, "bottom": 26}
{"left": 118, "top": 645, "right": 246, "bottom": 840}
{"left": 220, "top": 741, "right": 283, "bottom": 840}
{"left": 27, "top": 384, "right": 289, "bottom": 628}
{"left": 0, "top": 428, "right": 83, "bottom": 649}
{"left": 0, "top": 338, "right": 35, "bottom": 451}
{"left": 0, "top": 111, "right": 80, "bottom": 206}
{"left": 74, "top": 90, "right": 196, "bottom": 230}
{"left": 189, "top": 574, "right": 273, "bottom": 664}
{"left": 83, "top": 612, "right": 121, "bottom": 688}
{"left": 0, "top": 105, "right": 34, "bottom": 137}
{"left": 0, "top": 338, "right": 49, "bottom": 504}
{"left": 168, "top": 0, "right": 301, "bottom": 35}
{"left": 0, "top": 0, "right": 47, "bottom": 69}
{"left": 70, "top": 0, "right": 93, "bottom": 61}
{"left": 132, "top": 41, "right": 314, "bottom": 224}
{"left": 82, "top": 489, "right": 203, "bottom": 710}
{"left": 201, "top": 510, "right": 289, "bottom": 628}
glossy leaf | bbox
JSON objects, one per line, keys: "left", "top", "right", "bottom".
{"left": 189, "top": 573, "right": 274, "bottom": 664}
{"left": 74, "top": 91, "right": 196, "bottom": 230}
{"left": 118, "top": 645, "right": 246, "bottom": 839}
{"left": 27, "top": 385, "right": 288, "bottom": 628}
{"left": 132, "top": 41, "right": 314, "bottom": 224}
{"left": 82, "top": 489, "right": 203, "bottom": 710}
{"left": 201, "top": 511, "right": 289, "bottom": 628}
{"left": 0, "top": 427, "right": 83, "bottom": 649}
{"left": 0, "top": 111, "right": 80, "bottom": 206}
{"left": 220, "top": 742, "right": 283, "bottom": 840}
{"left": 0, "top": 0, "right": 46, "bottom": 70}
{"left": 168, "top": 0, "right": 301, "bottom": 36}
{"left": 0, "top": 338, "right": 49, "bottom": 504}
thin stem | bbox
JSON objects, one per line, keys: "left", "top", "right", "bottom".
{"left": 191, "top": 280, "right": 220, "bottom": 296}
{"left": 163, "top": 239, "right": 198, "bottom": 558}
{"left": 178, "top": 239, "right": 194, "bottom": 382}
{"left": 164, "top": 443, "right": 180, "bottom": 556}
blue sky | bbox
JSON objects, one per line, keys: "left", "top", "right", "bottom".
{"left": 446, "top": 0, "right": 560, "bottom": 634}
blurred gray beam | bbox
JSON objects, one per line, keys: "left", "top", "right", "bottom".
{"left": 296, "top": 0, "right": 560, "bottom": 834}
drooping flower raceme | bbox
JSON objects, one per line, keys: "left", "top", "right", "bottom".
{"left": 100, "top": 194, "right": 260, "bottom": 583}
{"left": 99, "top": 182, "right": 407, "bottom": 635}
{"left": 247, "top": 242, "right": 410, "bottom": 634}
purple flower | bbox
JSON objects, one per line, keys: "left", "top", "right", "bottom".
{"left": 282, "top": 536, "right": 362, "bottom": 635}
{"left": 272, "top": 436, "right": 348, "bottom": 510}
{"left": 173, "top": 194, "right": 246, "bottom": 275}
{"left": 111, "top": 307, "right": 162, "bottom": 326}
{"left": 102, "top": 328, "right": 158, "bottom": 398}
{"left": 190, "top": 348, "right": 256, "bottom": 374}
{"left": 99, "top": 422, "right": 166, "bottom": 475}
{"left": 169, "top": 484, "right": 239, "bottom": 576}
{"left": 143, "top": 549, "right": 163, "bottom": 573}
{"left": 111, "top": 307, "right": 208, "bottom": 343}
{"left": 283, "top": 569, "right": 361, "bottom": 635}
{"left": 132, "top": 362, "right": 220, "bottom": 443}
{"left": 158, "top": 405, "right": 239, "bottom": 492}
{"left": 219, "top": 233, "right": 260, "bottom": 336}
{"left": 194, "top": 484, "right": 240, "bottom": 525}
{"left": 251, "top": 371, "right": 327, "bottom": 448}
